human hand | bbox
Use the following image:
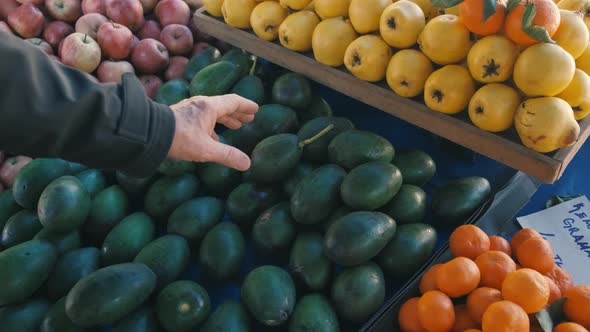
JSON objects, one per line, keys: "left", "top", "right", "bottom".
{"left": 167, "top": 94, "right": 258, "bottom": 171}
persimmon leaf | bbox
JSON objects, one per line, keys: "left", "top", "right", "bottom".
{"left": 483, "top": 0, "right": 497, "bottom": 22}
{"left": 522, "top": 3, "right": 556, "bottom": 43}
{"left": 506, "top": 0, "right": 521, "bottom": 11}
{"left": 535, "top": 297, "right": 568, "bottom": 332}
{"left": 431, "top": 0, "right": 464, "bottom": 8}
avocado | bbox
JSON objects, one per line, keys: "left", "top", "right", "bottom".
{"left": 282, "top": 162, "right": 314, "bottom": 197}
{"left": 241, "top": 265, "right": 296, "bottom": 326}
{"left": 328, "top": 130, "right": 395, "bottom": 170}
{"left": 250, "top": 134, "right": 302, "bottom": 184}
{"left": 288, "top": 294, "right": 339, "bottom": 332}
{"left": 157, "top": 158, "right": 196, "bottom": 176}
{"left": 67, "top": 162, "right": 88, "bottom": 174}
{"left": 319, "top": 205, "right": 353, "bottom": 233}
{"left": 297, "top": 116, "right": 355, "bottom": 164}
{"left": 298, "top": 95, "right": 333, "bottom": 123}
{"left": 225, "top": 182, "right": 281, "bottom": 226}
{"left": 381, "top": 184, "right": 427, "bottom": 224}
{"left": 272, "top": 73, "right": 312, "bottom": 109}
{"left": 0, "top": 298, "right": 50, "bottom": 332}
{"left": 392, "top": 150, "right": 437, "bottom": 186}
{"left": 377, "top": 223, "right": 437, "bottom": 278}
{"left": 65, "top": 263, "right": 157, "bottom": 327}
{"left": 0, "top": 190, "right": 21, "bottom": 231}
{"left": 289, "top": 232, "right": 332, "bottom": 291}
{"left": 331, "top": 262, "right": 385, "bottom": 323}
{"left": 290, "top": 164, "right": 346, "bottom": 225}
{"left": 34, "top": 229, "right": 81, "bottom": 254}
{"left": 196, "top": 162, "right": 242, "bottom": 196}
{"left": 37, "top": 176, "right": 91, "bottom": 233}
{"left": 133, "top": 235, "right": 190, "bottom": 289}
{"left": 74, "top": 169, "right": 106, "bottom": 199}
{"left": 83, "top": 185, "right": 129, "bottom": 243}
{"left": 340, "top": 161, "right": 403, "bottom": 210}
{"left": 223, "top": 104, "right": 299, "bottom": 154}
{"left": 220, "top": 48, "right": 253, "bottom": 76}
{"left": 156, "top": 80, "right": 189, "bottom": 106}
{"left": 324, "top": 211, "right": 397, "bottom": 266}
{"left": 0, "top": 240, "right": 58, "bottom": 305}
{"left": 45, "top": 247, "right": 101, "bottom": 300}
{"left": 252, "top": 202, "right": 296, "bottom": 254}
{"left": 115, "top": 171, "right": 155, "bottom": 196}
{"left": 167, "top": 197, "right": 224, "bottom": 245}
{"left": 184, "top": 47, "right": 222, "bottom": 81}
{"left": 432, "top": 176, "right": 491, "bottom": 224}
{"left": 102, "top": 212, "right": 156, "bottom": 266}
{"left": 156, "top": 280, "right": 211, "bottom": 332}
{"left": 190, "top": 61, "right": 241, "bottom": 97}
{"left": 198, "top": 222, "right": 245, "bottom": 281}
{"left": 144, "top": 174, "right": 200, "bottom": 221}
{"left": 110, "top": 306, "right": 159, "bottom": 332}
{"left": 1, "top": 210, "right": 42, "bottom": 248}
{"left": 12, "top": 158, "right": 72, "bottom": 209}
{"left": 40, "top": 297, "right": 85, "bottom": 332}
{"left": 202, "top": 300, "right": 251, "bottom": 332}
{"left": 231, "top": 75, "right": 265, "bottom": 105}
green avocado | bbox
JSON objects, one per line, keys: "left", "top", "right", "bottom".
{"left": 432, "top": 176, "right": 491, "bottom": 224}
{"left": 289, "top": 232, "right": 332, "bottom": 291}
{"left": 201, "top": 300, "right": 251, "bottom": 332}
{"left": 340, "top": 161, "right": 403, "bottom": 210}
{"left": 392, "top": 150, "right": 437, "bottom": 186}
{"left": 197, "top": 162, "right": 242, "bottom": 196}
{"left": 167, "top": 197, "right": 224, "bottom": 245}
{"left": 144, "top": 174, "right": 200, "bottom": 221}
{"left": 83, "top": 185, "right": 129, "bottom": 243}
{"left": 282, "top": 162, "right": 314, "bottom": 197}
{"left": 46, "top": 247, "right": 101, "bottom": 300}
{"left": 198, "top": 222, "right": 245, "bottom": 281}
{"left": 133, "top": 235, "right": 190, "bottom": 289}
{"left": 40, "top": 297, "right": 86, "bottom": 332}
{"left": 380, "top": 184, "right": 427, "bottom": 224}
{"left": 298, "top": 95, "right": 333, "bottom": 123}
{"left": 328, "top": 130, "right": 395, "bottom": 170}
{"left": 12, "top": 158, "right": 72, "bottom": 209}
{"left": 74, "top": 169, "right": 106, "bottom": 199}
{"left": 156, "top": 280, "right": 211, "bottom": 332}
{"left": 226, "top": 182, "right": 281, "bottom": 226}
{"left": 272, "top": 73, "right": 312, "bottom": 110}
{"left": 184, "top": 47, "right": 221, "bottom": 81}
{"left": 37, "top": 176, "right": 90, "bottom": 233}
{"left": 0, "top": 298, "right": 50, "bottom": 332}
{"left": 231, "top": 75, "right": 265, "bottom": 105}
{"left": 102, "top": 212, "right": 156, "bottom": 266}
{"left": 1, "top": 210, "right": 43, "bottom": 249}
{"left": 156, "top": 80, "right": 189, "bottom": 106}
{"left": 288, "top": 294, "right": 339, "bottom": 332}
{"left": 190, "top": 61, "right": 241, "bottom": 97}
{"left": 252, "top": 202, "right": 296, "bottom": 254}
{"left": 297, "top": 116, "right": 354, "bottom": 164}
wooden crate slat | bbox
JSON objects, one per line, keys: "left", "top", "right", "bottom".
{"left": 193, "top": 8, "right": 590, "bottom": 183}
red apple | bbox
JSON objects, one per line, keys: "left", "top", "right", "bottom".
{"left": 105, "top": 0, "right": 144, "bottom": 31}
{"left": 75, "top": 12, "right": 107, "bottom": 39}
{"left": 81, "top": 0, "right": 105, "bottom": 14}
{"left": 139, "top": 74, "right": 162, "bottom": 99}
{"left": 61, "top": 32, "right": 101, "bottom": 73}
{"left": 43, "top": 21, "right": 73, "bottom": 48}
{"left": 138, "top": 19, "right": 160, "bottom": 40}
{"left": 164, "top": 56, "right": 188, "bottom": 81}
{"left": 97, "top": 60, "right": 135, "bottom": 83}
{"left": 131, "top": 34, "right": 139, "bottom": 48}
{"left": 191, "top": 41, "right": 212, "bottom": 56}
{"left": 17, "top": 0, "right": 44, "bottom": 5}
{"left": 183, "top": 0, "right": 202, "bottom": 10}
{"left": 97, "top": 21, "right": 133, "bottom": 60}
{"left": 26, "top": 38, "right": 54, "bottom": 54}
{"left": 7, "top": 4, "right": 45, "bottom": 38}
{"left": 0, "top": 21, "right": 13, "bottom": 35}
{"left": 155, "top": 0, "right": 190, "bottom": 27}
{"left": 0, "top": 156, "right": 33, "bottom": 188}
{"left": 0, "top": 0, "right": 19, "bottom": 20}
{"left": 45, "top": 0, "right": 82, "bottom": 22}
{"left": 138, "top": 0, "right": 157, "bottom": 13}
{"left": 160, "top": 24, "right": 193, "bottom": 56}
{"left": 131, "top": 38, "right": 169, "bottom": 74}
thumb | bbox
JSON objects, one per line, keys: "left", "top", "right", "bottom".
{"left": 206, "top": 139, "right": 251, "bottom": 171}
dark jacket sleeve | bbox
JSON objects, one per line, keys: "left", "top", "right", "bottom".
{"left": 0, "top": 32, "right": 175, "bottom": 177}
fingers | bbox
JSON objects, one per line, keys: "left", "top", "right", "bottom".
{"left": 206, "top": 94, "right": 259, "bottom": 117}
{"left": 205, "top": 139, "right": 251, "bottom": 171}
{"left": 218, "top": 115, "right": 243, "bottom": 129}
{"left": 211, "top": 131, "right": 220, "bottom": 142}
{"left": 230, "top": 112, "right": 255, "bottom": 123}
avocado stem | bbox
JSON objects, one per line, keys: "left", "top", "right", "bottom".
{"left": 249, "top": 57, "right": 257, "bottom": 76}
{"left": 298, "top": 125, "right": 334, "bottom": 148}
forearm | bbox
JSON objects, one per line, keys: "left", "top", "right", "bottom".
{"left": 0, "top": 32, "right": 175, "bottom": 177}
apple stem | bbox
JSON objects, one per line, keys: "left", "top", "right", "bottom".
{"left": 83, "top": 34, "right": 88, "bottom": 43}
{"left": 249, "top": 56, "right": 257, "bottom": 76}
{"left": 111, "top": 20, "right": 117, "bottom": 28}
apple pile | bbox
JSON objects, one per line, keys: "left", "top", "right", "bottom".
{"left": 0, "top": 152, "right": 32, "bottom": 193}
{"left": 0, "top": 0, "right": 230, "bottom": 98}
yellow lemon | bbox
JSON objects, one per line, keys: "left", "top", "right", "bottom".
{"left": 280, "top": 0, "right": 313, "bottom": 10}
{"left": 222, "top": 0, "right": 258, "bottom": 29}
{"left": 515, "top": 97, "right": 580, "bottom": 152}
{"left": 418, "top": 14, "right": 472, "bottom": 65}
{"left": 279, "top": 11, "right": 321, "bottom": 52}
{"left": 203, "top": 0, "right": 224, "bottom": 17}
{"left": 344, "top": 35, "right": 393, "bottom": 82}
{"left": 468, "top": 83, "right": 521, "bottom": 132}
{"left": 386, "top": 49, "right": 433, "bottom": 97}
{"left": 349, "top": 0, "right": 392, "bottom": 34}
{"left": 379, "top": 1, "right": 425, "bottom": 48}
{"left": 250, "top": 1, "right": 289, "bottom": 41}
{"left": 424, "top": 64, "right": 475, "bottom": 114}
{"left": 557, "top": 69, "right": 590, "bottom": 120}
{"left": 513, "top": 43, "right": 576, "bottom": 97}
{"left": 576, "top": 44, "right": 590, "bottom": 75}
{"left": 467, "top": 35, "right": 519, "bottom": 83}
{"left": 557, "top": 0, "right": 590, "bottom": 31}
{"left": 553, "top": 10, "right": 589, "bottom": 59}
{"left": 312, "top": 17, "right": 358, "bottom": 67}
{"left": 314, "top": 0, "right": 350, "bottom": 19}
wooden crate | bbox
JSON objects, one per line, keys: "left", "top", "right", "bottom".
{"left": 192, "top": 8, "right": 590, "bottom": 184}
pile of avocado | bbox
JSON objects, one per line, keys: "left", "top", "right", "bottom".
{"left": 0, "top": 49, "right": 493, "bottom": 332}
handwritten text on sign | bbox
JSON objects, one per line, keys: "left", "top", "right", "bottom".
{"left": 517, "top": 196, "right": 590, "bottom": 285}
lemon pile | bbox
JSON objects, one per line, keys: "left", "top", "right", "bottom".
{"left": 203, "top": 0, "right": 590, "bottom": 154}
